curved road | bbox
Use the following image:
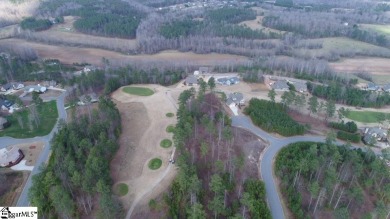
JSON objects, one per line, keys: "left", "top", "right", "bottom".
{"left": 232, "top": 116, "right": 362, "bottom": 219}
{"left": 0, "top": 91, "right": 67, "bottom": 207}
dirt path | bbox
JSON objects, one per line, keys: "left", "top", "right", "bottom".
{"left": 110, "top": 85, "right": 180, "bottom": 217}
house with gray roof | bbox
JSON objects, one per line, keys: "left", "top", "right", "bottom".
{"left": 367, "top": 82, "right": 380, "bottom": 91}
{"left": 383, "top": 84, "right": 390, "bottom": 92}
{"left": 271, "top": 80, "right": 289, "bottom": 91}
{"left": 226, "top": 92, "right": 244, "bottom": 107}
{"left": 363, "top": 127, "right": 389, "bottom": 148}
{"left": 217, "top": 77, "right": 240, "bottom": 86}
{"left": 0, "top": 84, "right": 12, "bottom": 92}
{"left": 291, "top": 81, "right": 307, "bottom": 93}
{"left": 185, "top": 75, "right": 198, "bottom": 86}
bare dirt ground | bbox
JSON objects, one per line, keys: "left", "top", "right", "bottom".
{"left": 110, "top": 85, "right": 178, "bottom": 214}
{"left": 330, "top": 57, "right": 390, "bottom": 76}
{"left": 0, "top": 39, "right": 250, "bottom": 67}
{"left": 25, "top": 16, "right": 137, "bottom": 52}
{"left": 15, "top": 141, "right": 44, "bottom": 166}
{"left": 239, "top": 16, "right": 285, "bottom": 34}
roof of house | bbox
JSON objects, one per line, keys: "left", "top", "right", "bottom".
{"left": 1, "top": 83, "right": 11, "bottom": 90}
{"left": 185, "top": 75, "right": 198, "bottom": 84}
{"left": 0, "top": 99, "right": 13, "bottom": 108}
{"left": 367, "top": 82, "right": 379, "bottom": 90}
{"left": 271, "top": 80, "right": 289, "bottom": 90}
{"left": 28, "top": 85, "right": 47, "bottom": 93}
{"left": 227, "top": 92, "right": 244, "bottom": 105}
{"left": 292, "top": 82, "right": 307, "bottom": 91}
{"left": 365, "top": 127, "right": 387, "bottom": 139}
{"left": 383, "top": 84, "right": 390, "bottom": 91}
{"left": 0, "top": 147, "right": 21, "bottom": 167}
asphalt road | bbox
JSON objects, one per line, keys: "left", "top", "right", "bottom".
{"left": 232, "top": 115, "right": 362, "bottom": 219}
{"left": 0, "top": 92, "right": 67, "bottom": 207}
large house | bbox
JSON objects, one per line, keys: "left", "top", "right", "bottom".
{"left": 363, "top": 127, "right": 389, "bottom": 148}
{"left": 366, "top": 83, "right": 380, "bottom": 91}
{"left": 226, "top": 92, "right": 244, "bottom": 107}
{"left": 271, "top": 80, "right": 289, "bottom": 91}
{"left": 185, "top": 75, "right": 198, "bottom": 86}
{"left": 217, "top": 77, "right": 240, "bottom": 86}
{"left": 12, "top": 82, "right": 24, "bottom": 90}
{"left": 0, "top": 84, "right": 12, "bottom": 92}
{"left": 0, "top": 147, "right": 24, "bottom": 168}
{"left": 28, "top": 85, "right": 47, "bottom": 93}
{"left": 291, "top": 81, "right": 307, "bottom": 93}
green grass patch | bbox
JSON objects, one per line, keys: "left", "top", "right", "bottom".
{"left": 166, "top": 112, "right": 174, "bottom": 117}
{"left": 122, "top": 86, "right": 154, "bottom": 96}
{"left": 344, "top": 110, "right": 390, "bottom": 123}
{"left": 113, "top": 183, "right": 129, "bottom": 196}
{"left": 160, "top": 139, "right": 172, "bottom": 148}
{"left": 0, "top": 101, "right": 58, "bottom": 138}
{"left": 148, "top": 158, "right": 162, "bottom": 170}
{"left": 361, "top": 24, "right": 390, "bottom": 36}
{"left": 166, "top": 125, "right": 175, "bottom": 133}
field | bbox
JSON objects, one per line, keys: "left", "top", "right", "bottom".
{"left": 0, "top": 24, "right": 17, "bottom": 39}
{"left": 122, "top": 86, "right": 154, "bottom": 96}
{"left": 345, "top": 110, "right": 390, "bottom": 123}
{"left": 239, "top": 16, "right": 285, "bottom": 34}
{"left": 0, "top": 101, "right": 58, "bottom": 138}
{"left": 294, "top": 37, "right": 390, "bottom": 59}
{"left": 0, "top": 39, "right": 250, "bottom": 67}
{"left": 360, "top": 24, "right": 390, "bottom": 36}
{"left": 0, "top": 0, "right": 40, "bottom": 23}
{"left": 24, "top": 16, "right": 137, "bottom": 52}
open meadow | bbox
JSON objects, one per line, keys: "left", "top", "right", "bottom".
{"left": 360, "top": 24, "right": 390, "bottom": 37}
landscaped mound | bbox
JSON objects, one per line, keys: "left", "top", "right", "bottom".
{"left": 148, "top": 158, "right": 162, "bottom": 170}
{"left": 160, "top": 139, "right": 172, "bottom": 148}
{"left": 113, "top": 183, "right": 129, "bottom": 196}
{"left": 123, "top": 87, "right": 154, "bottom": 96}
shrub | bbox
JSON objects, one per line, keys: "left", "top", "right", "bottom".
{"left": 329, "top": 121, "right": 357, "bottom": 133}
{"left": 337, "top": 131, "right": 360, "bottom": 143}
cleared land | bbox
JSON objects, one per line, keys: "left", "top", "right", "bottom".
{"left": 0, "top": 39, "right": 250, "bottom": 67}
{"left": 0, "top": 101, "right": 58, "bottom": 138}
{"left": 330, "top": 57, "right": 390, "bottom": 79}
{"left": 0, "top": 24, "right": 17, "bottom": 39}
{"left": 110, "top": 84, "right": 178, "bottom": 212}
{"left": 296, "top": 37, "right": 390, "bottom": 59}
{"left": 345, "top": 110, "right": 390, "bottom": 123}
{"left": 239, "top": 16, "right": 285, "bottom": 34}
{"left": 122, "top": 87, "right": 154, "bottom": 96}
{"left": 360, "top": 24, "right": 390, "bottom": 36}
{"left": 23, "top": 16, "right": 137, "bottom": 52}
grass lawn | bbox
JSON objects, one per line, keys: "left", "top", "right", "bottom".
{"left": 361, "top": 24, "right": 390, "bottom": 36}
{"left": 0, "top": 101, "right": 58, "bottom": 138}
{"left": 148, "top": 158, "right": 162, "bottom": 170}
{"left": 113, "top": 183, "right": 129, "bottom": 196}
{"left": 166, "top": 112, "right": 174, "bottom": 118}
{"left": 160, "top": 139, "right": 172, "bottom": 148}
{"left": 166, "top": 125, "right": 175, "bottom": 133}
{"left": 345, "top": 110, "right": 390, "bottom": 123}
{"left": 122, "top": 86, "right": 154, "bottom": 96}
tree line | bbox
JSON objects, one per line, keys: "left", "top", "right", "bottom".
{"left": 28, "top": 97, "right": 123, "bottom": 218}
{"left": 275, "top": 140, "right": 390, "bottom": 218}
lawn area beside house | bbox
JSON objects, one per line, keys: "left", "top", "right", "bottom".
{"left": 344, "top": 110, "right": 390, "bottom": 123}
{"left": 0, "top": 101, "right": 58, "bottom": 138}
{"left": 122, "top": 86, "right": 154, "bottom": 96}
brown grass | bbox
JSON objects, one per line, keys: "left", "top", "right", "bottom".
{"left": 24, "top": 16, "right": 137, "bottom": 51}
{"left": 330, "top": 57, "right": 390, "bottom": 75}
{"left": 239, "top": 16, "right": 285, "bottom": 34}
{"left": 0, "top": 38, "right": 250, "bottom": 67}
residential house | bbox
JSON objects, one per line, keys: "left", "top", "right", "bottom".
{"left": 185, "top": 75, "right": 198, "bottom": 86}
{"left": 0, "top": 147, "right": 24, "bottom": 167}
{"left": 11, "top": 82, "right": 24, "bottom": 90}
{"left": 367, "top": 82, "right": 380, "bottom": 91}
{"left": 271, "top": 80, "right": 289, "bottom": 91}
{"left": 292, "top": 81, "right": 307, "bottom": 93}
{"left": 193, "top": 71, "right": 200, "bottom": 76}
{"left": 28, "top": 85, "right": 47, "bottom": 93}
{"left": 363, "top": 127, "right": 389, "bottom": 148}
{"left": 0, "top": 83, "right": 12, "bottom": 92}
{"left": 0, "top": 117, "right": 8, "bottom": 130}
{"left": 0, "top": 99, "right": 13, "bottom": 110}
{"left": 78, "top": 93, "right": 99, "bottom": 106}
{"left": 42, "top": 80, "right": 57, "bottom": 87}
{"left": 383, "top": 84, "right": 390, "bottom": 92}
{"left": 199, "top": 67, "right": 210, "bottom": 74}
{"left": 226, "top": 92, "right": 244, "bottom": 107}
{"left": 217, "top": 77, "right": 240, "bottom": 86}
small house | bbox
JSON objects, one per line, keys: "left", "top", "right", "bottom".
{"left": 0, "top": 147, "right": 24, "bottom": 167}
{"left": 185, "top": 75, "right": 198, "bottom": 86}
{"left": 0, "top": 84, "right": 12, "bottom": 92}
{"left": 271, "top": 80, "right": 289, "bottom": 91}
{"left": 11, "top": 82, "right": 24, "bottom": 90}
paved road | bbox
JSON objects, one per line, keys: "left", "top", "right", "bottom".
{"left": 0, "top": 92, "right": 67, "bottom": 207}
{"left": 232, "top": 115, "right": 362, "bottom": 219}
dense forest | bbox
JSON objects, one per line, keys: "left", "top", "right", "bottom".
{"left": 308, "top": 82, "right": 390, "bottom": 108}
{"left": 276, "top": 141, "right": 390, "bottom": 218}
{"left": 244, "top": 98, "right": 305, "bottom": 136}
{"left": 28, "top": 97, "right": 122, "bottom": 218}
{"left": 163, "top": 88, "right": 271, "bottom": 218}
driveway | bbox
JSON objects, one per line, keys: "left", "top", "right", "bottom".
{"left": 232, "top": 115, "right": 364, "bottom": 219}
{"left": 0, "top": 91, "right": 67, "bottom": 207}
